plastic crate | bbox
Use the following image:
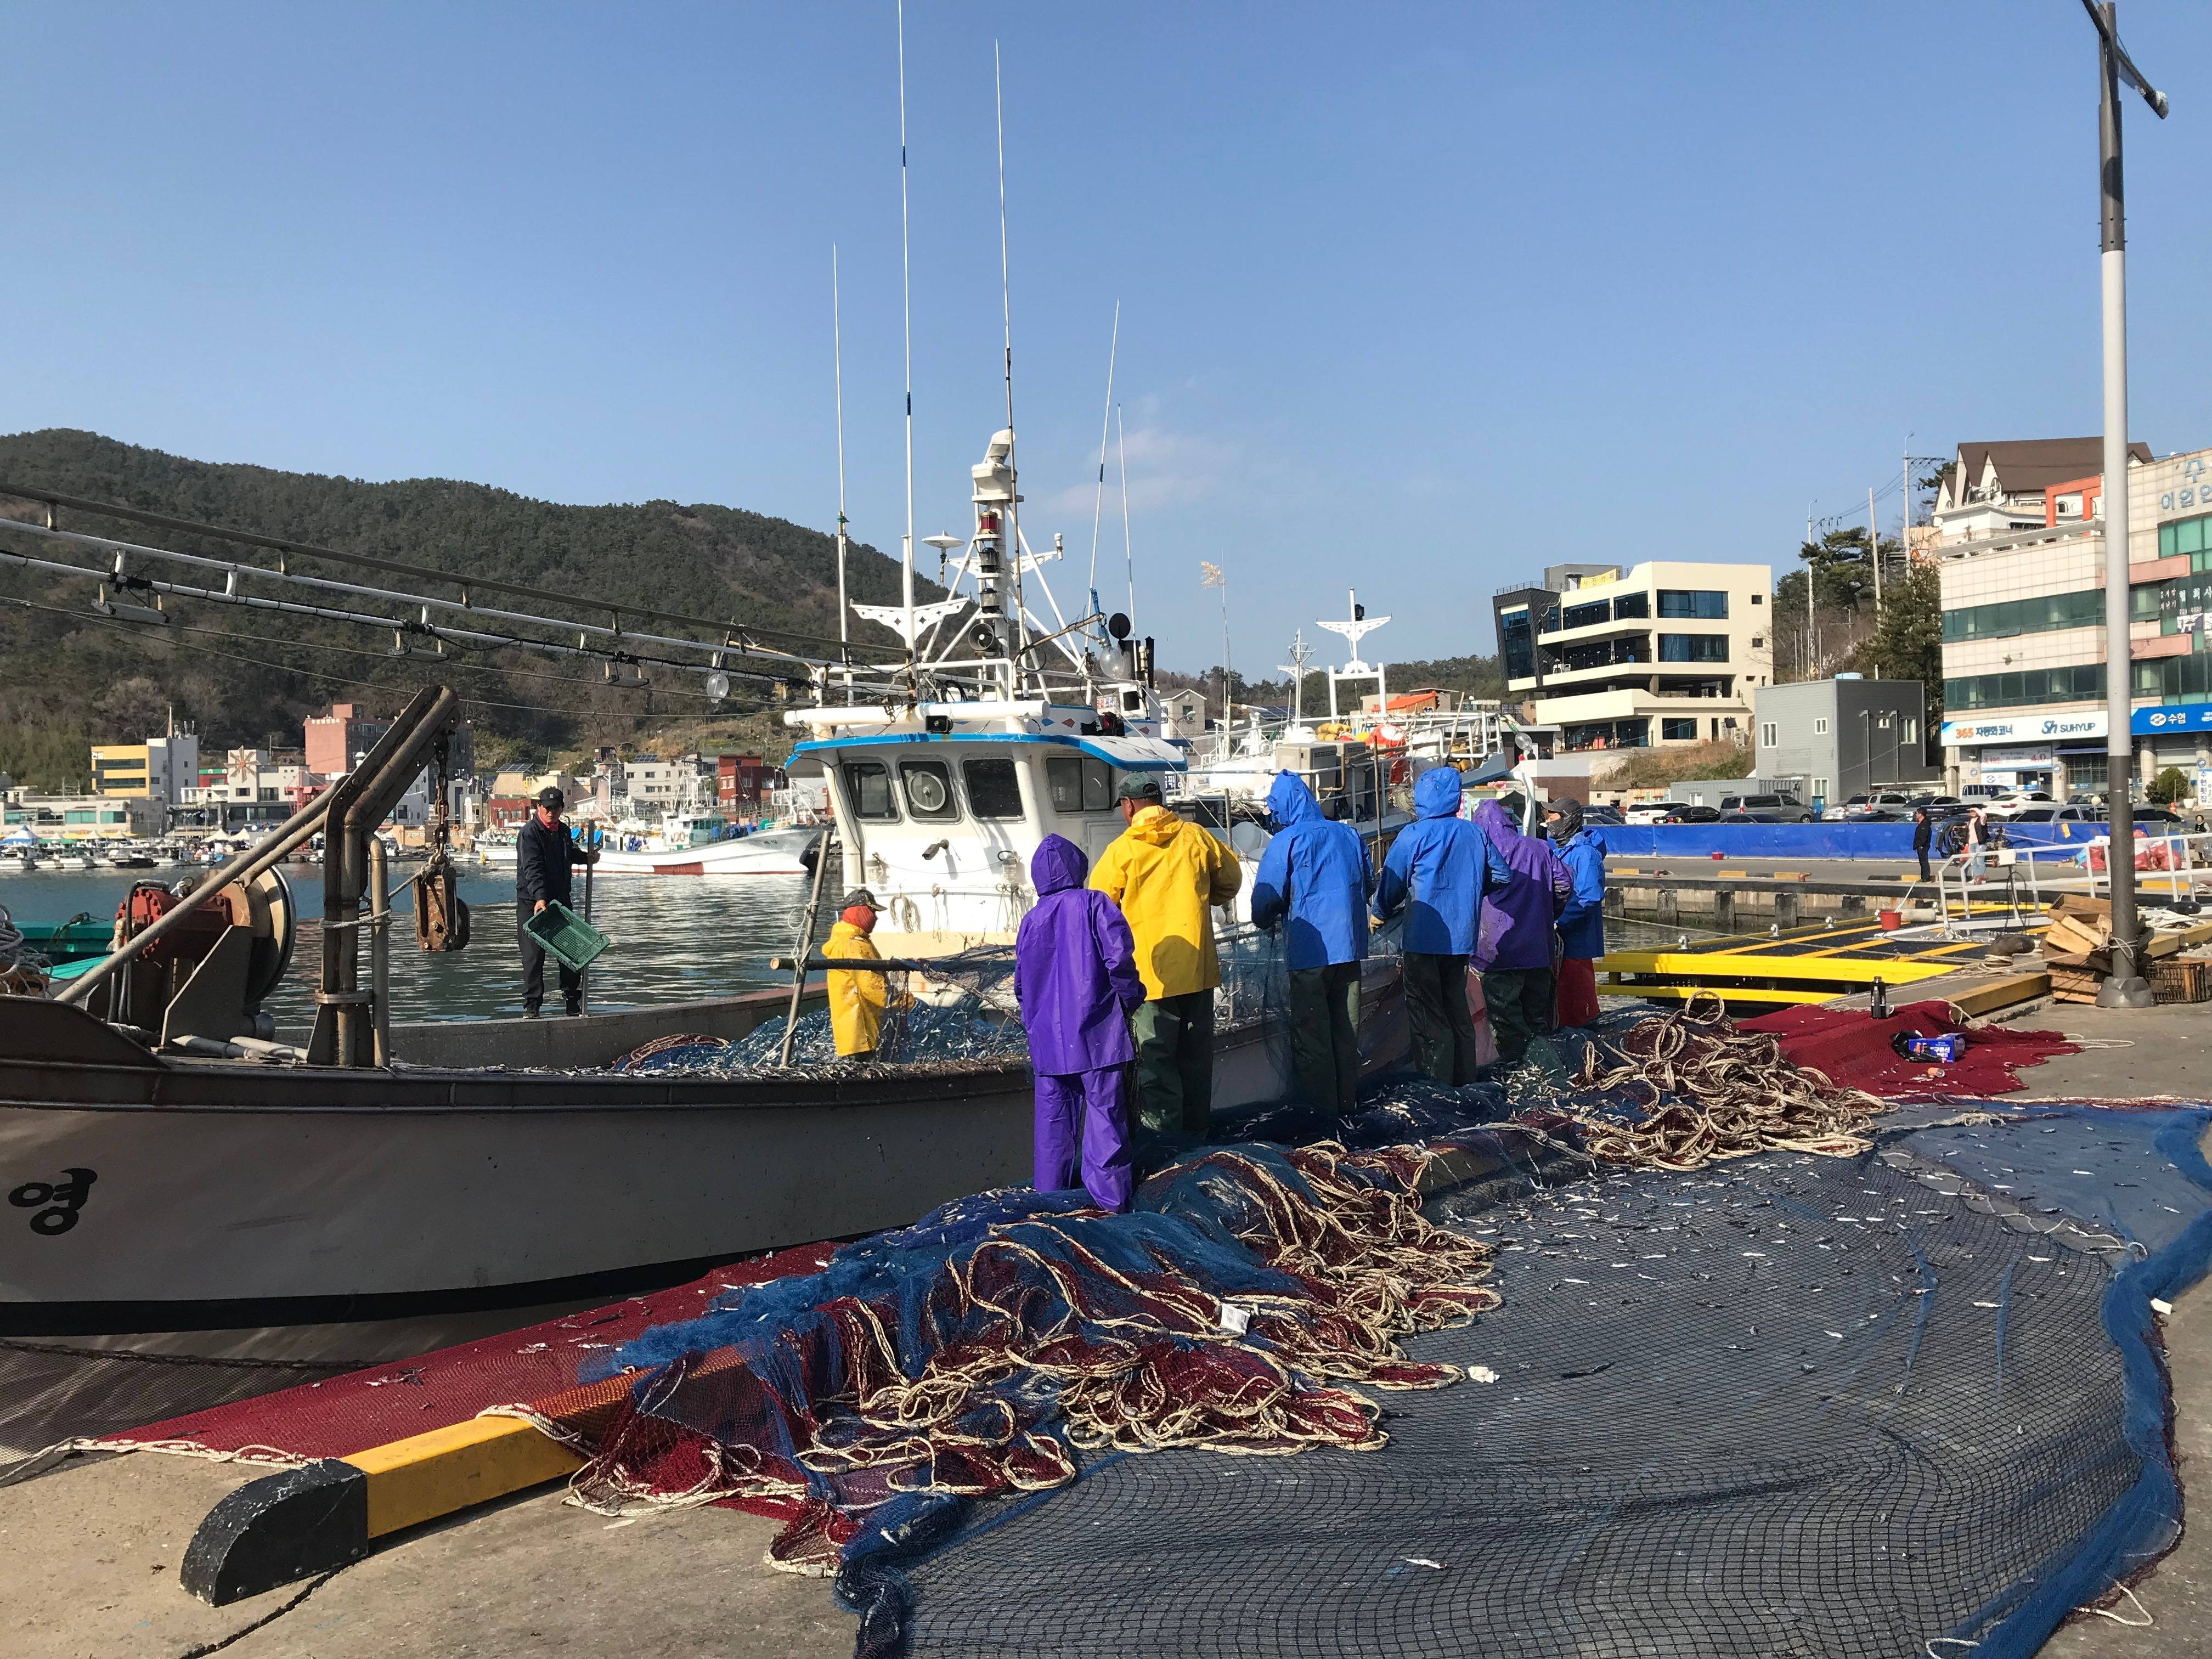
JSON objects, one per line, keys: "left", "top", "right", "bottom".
{"left": 2151, "top": 956, "right": 2211, "bottom": 1006}
{"left": 523, "top": 901, "right": 609, "bottom": 972}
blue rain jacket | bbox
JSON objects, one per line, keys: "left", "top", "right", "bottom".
{"left": 1250, "top": 773, "right": 1373, "bottom": 969}
{"left": 1375, "top": 768, "right": 1513, "bottom": 956}
{"left": 1015, "top": 834, "right": 1146, "bottom": 1075}
{"left": 1554, "top": 828, "right": 1607, "bottom": 960}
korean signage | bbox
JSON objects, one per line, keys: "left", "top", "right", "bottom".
{"left": 2132, "top": 705, "right": 2212, "bottom": 736}
{"left": 1939, "top": 712, "right": 2108, "bottom": 747}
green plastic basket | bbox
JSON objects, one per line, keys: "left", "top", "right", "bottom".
{"left": 523, "top": 901, "right": 610, "bottom": 972}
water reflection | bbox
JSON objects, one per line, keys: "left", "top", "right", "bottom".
{"left": 2, "top": 866, "right": 817, "bottom": 1024}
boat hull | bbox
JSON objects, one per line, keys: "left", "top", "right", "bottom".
{"left": 479, "top": 827, "right": 819, "bottom": 876}
{"left": 1, "top": 954, "right": 1407, "bottom": 1361}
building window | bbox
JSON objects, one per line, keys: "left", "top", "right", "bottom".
{"left": 1813, "top": 718, "right": 1830, "bottom": 736}
{"left": 1658, "top": 590, "right": 1729, "bottom": 619}
{"left": 1500, "top": 610, "right": 1534, "bottom": 683}
{"left": 1942, "top": 588, "right": 2106, "bottom": 642}
{"left": 1658, "top": 634, "right": 1729, "bottom": 663}
{"left": 1901, "top": 717, "right": 1917, "bottom": 746}
{"left": 1945, "top": 663, "right": 2108, "bottom": 710}
{"left": 1813, "top": 777, "right": 1830, "bottom": 800}
{"left": 1759, "top": 722, "right": 1778, "bottom": 747}
{"left": 1559, "top": 599, "right": 1611, "bottom": 631}
{"left": 1750, "top": 592, "right": 1763, "bottom": 606}
{"left": 2133, "top": 653, "right": 2212, "bottom": 702}
{"left": 2157, "top": 514, "right": 2212, "bottom": 561}
{"left": 1561, "top": 719, "right": 1649, "bottom": 752}
{"left": 1612, "top": 592, "right": 1649, "bottom": 620}
{"left": 1661, "top": 718, "right": 1698, "bottom": 741}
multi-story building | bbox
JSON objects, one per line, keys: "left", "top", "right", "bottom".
{"left": 1491, "top": 561, "right": 1774, "bottom": 752}
{"left": 304, "top": 702, "right": 392, "bottom": 777}
{"left": 3, "top": 794, "right": 167, "bottom": 840}
{"left": 716, "top": 752, "right": 773, "bottom": 812}
{"left": 89, "top": 732, "right": 200, "bottom": 805}
{"left": 1935, "top": 438, "right": 2212, "bottom": 802}
{"left": 1753, "top": 678, "right": 1936, "bottom": 804}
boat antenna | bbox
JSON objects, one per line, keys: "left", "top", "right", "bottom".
{"left": 832, "top": 242, "right": 852, "bottom": 704}
{"left": 897, "top": 0, "right": 917, "bottom": 693}
{"left": 1086, "top": 300, "right": 1121, "bottom": 619}
{"left": 1116, "top": 402, "right": 1136, "bottom": 624}
{"left": 995, "top": 41, "right": 1031, "bottom": 671}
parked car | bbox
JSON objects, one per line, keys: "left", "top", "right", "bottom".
{"left": 1580, "top": 804, "right": 1627, "bottom": 828}
{"left": 1717, "top": 793, "right": 1815, "bottom": 823}
{"left": 1623, "top": 803, "right": 1674, "bottom": 826}
{"left": 1984, "top": 791, "right": 2057, "bottom": 817}
{"left": 1661, "top": 804, "right": 1723, "bottom": 824}
{"left": 2006, "top": 806, "right": 2100, "bottom": 826}
{"left": 1822, "top": 791, "right": 1916, "bottom": 822}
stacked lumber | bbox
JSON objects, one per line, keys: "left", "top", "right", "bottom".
{"left": 2038, "top": 893, "right": 2212, "bottom": 1003}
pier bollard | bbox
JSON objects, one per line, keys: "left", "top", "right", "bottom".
{"left": 1656, "top": 888, "right": 1679, "bottom": 927}
{"left": 1604, "top": 887, "right": 1625, "bottom": 917}
{"left": 1776, "top": 891, "right": 1801, "bottom": 929}
{"left": 1713, "top": 889, "right": 1735, "bottom": 932}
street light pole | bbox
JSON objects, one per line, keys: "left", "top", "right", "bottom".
{"left": 2084, "top": 0, "right": 2168, "bottom": 1008}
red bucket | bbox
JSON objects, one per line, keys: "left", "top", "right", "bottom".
{"left": 1878, "top": 909, "right": 1903, "bottom": 930}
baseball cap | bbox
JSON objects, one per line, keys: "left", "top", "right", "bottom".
{"left": 1115, "top": 773, "right": 1165, "bottom": 802}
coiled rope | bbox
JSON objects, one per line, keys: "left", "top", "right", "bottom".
{"left": 1537, "top": 991, "right": 1893, "bottom": 1171}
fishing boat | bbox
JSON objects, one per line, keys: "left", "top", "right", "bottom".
{"left": 0, "top": 421, "right": 1413, "bottom": 1373}
{"left": 481, "top": 811, "right": 824, "bottom": 876}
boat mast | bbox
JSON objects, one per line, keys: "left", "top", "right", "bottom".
{"left": 1087, "top": 301, "right": 1120, "bottom": 641}
{"left": 833, "top": 244, "right": 852, "bottom": 703}
{"left": 896, "top": 0, "right": 917, "bottom": 694}
{"left": 994, "top": 42, "right": 1031, "bottom": 692}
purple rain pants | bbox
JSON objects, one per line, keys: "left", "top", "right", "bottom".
{"left": 1033, "top": 1066, "right": 1132, "bottom": 1212}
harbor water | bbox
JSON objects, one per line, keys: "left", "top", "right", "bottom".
{"left": 1, "top": 865, "right": 1683, "bottom": 1027}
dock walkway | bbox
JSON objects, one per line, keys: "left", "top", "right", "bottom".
{"left": 9, "top": 1007, "right": 2211, "bottom": 1658}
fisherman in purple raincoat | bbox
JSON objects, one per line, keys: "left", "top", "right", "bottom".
{"left": 1015, "top": 834, "right": 1147, "bottom": 1211}
{"left": 1469, "top": 796, "right": 1573, "bottom": 1065}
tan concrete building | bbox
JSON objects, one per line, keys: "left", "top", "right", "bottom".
{"left": 1494, "top": 561, "right": 1774, "bottom": 753}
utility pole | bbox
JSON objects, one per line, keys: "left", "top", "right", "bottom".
{"left": 1803, "top": 506, "right": 1815, "bottom": 681}
{"left": 1869, "top": 485, "right": 1882, "bottom": 618}
{"left": 2084, "top": 0, "right": 2166, "bottom": 1008}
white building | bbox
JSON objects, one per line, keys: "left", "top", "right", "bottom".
{"left": 1493, "top": 561, "right": 1774, "bottom": 753}
{"left": 1936, "top": 439, "right": 2212, "bottom": 801}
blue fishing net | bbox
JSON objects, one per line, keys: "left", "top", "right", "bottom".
{"left": 888, "top": 1104, "right": 2212, "bottom": 1659}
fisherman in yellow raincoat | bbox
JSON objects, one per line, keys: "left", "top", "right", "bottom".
{"left": 1089, "top": 775, "right": 1242, "bottom": 1135}
{"left": 822, "top": 888, "right": 894, "bottom": 1059}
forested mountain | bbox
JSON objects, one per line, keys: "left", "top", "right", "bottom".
{"left": 0, "top": 430, "right": 933, "bottom": 787}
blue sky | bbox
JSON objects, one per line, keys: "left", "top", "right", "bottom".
{"left": 5, "top": 3, "right": 2208, "bottom": 676}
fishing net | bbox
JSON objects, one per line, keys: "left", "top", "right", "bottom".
{"left": 563, "top": 1138, "right": 1497, "bottom": 1621}
{"left": 551, "top": 972, "right": 2212, "bottom": 1659}
{"left": 603, "top": 931, "right": 1312, "bottom": 1077}
{"left": 885, "top": 1114, "right": 2212, "bottom": 1659}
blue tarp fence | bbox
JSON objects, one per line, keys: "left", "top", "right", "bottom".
{"left": 1590, "top": 820, "right": 2115, "bottom": 861}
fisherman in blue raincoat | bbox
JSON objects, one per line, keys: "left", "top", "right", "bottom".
{"left": 1015, "top": 834, "right": 1147, "bottom": 1210}
{"left": 1546, "top": 797, "right": 1608, "bottom": 1028}
{"left": 1375, "top": 766, "right": 1513, "bottom": 1084}
{"left": 1250, "top": 771, "right": 1374, "bottom": 1112}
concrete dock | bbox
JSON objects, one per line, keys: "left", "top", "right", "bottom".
{"left": 8, "top": 999, "right": 2210, "bottom": 1658}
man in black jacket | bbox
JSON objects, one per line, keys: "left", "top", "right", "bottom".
{"left": 1912, "top": 806, "right": 1934, "bottom": 883}
{"left": 517, "top": 787, "right": 596, "bottom": 1017}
